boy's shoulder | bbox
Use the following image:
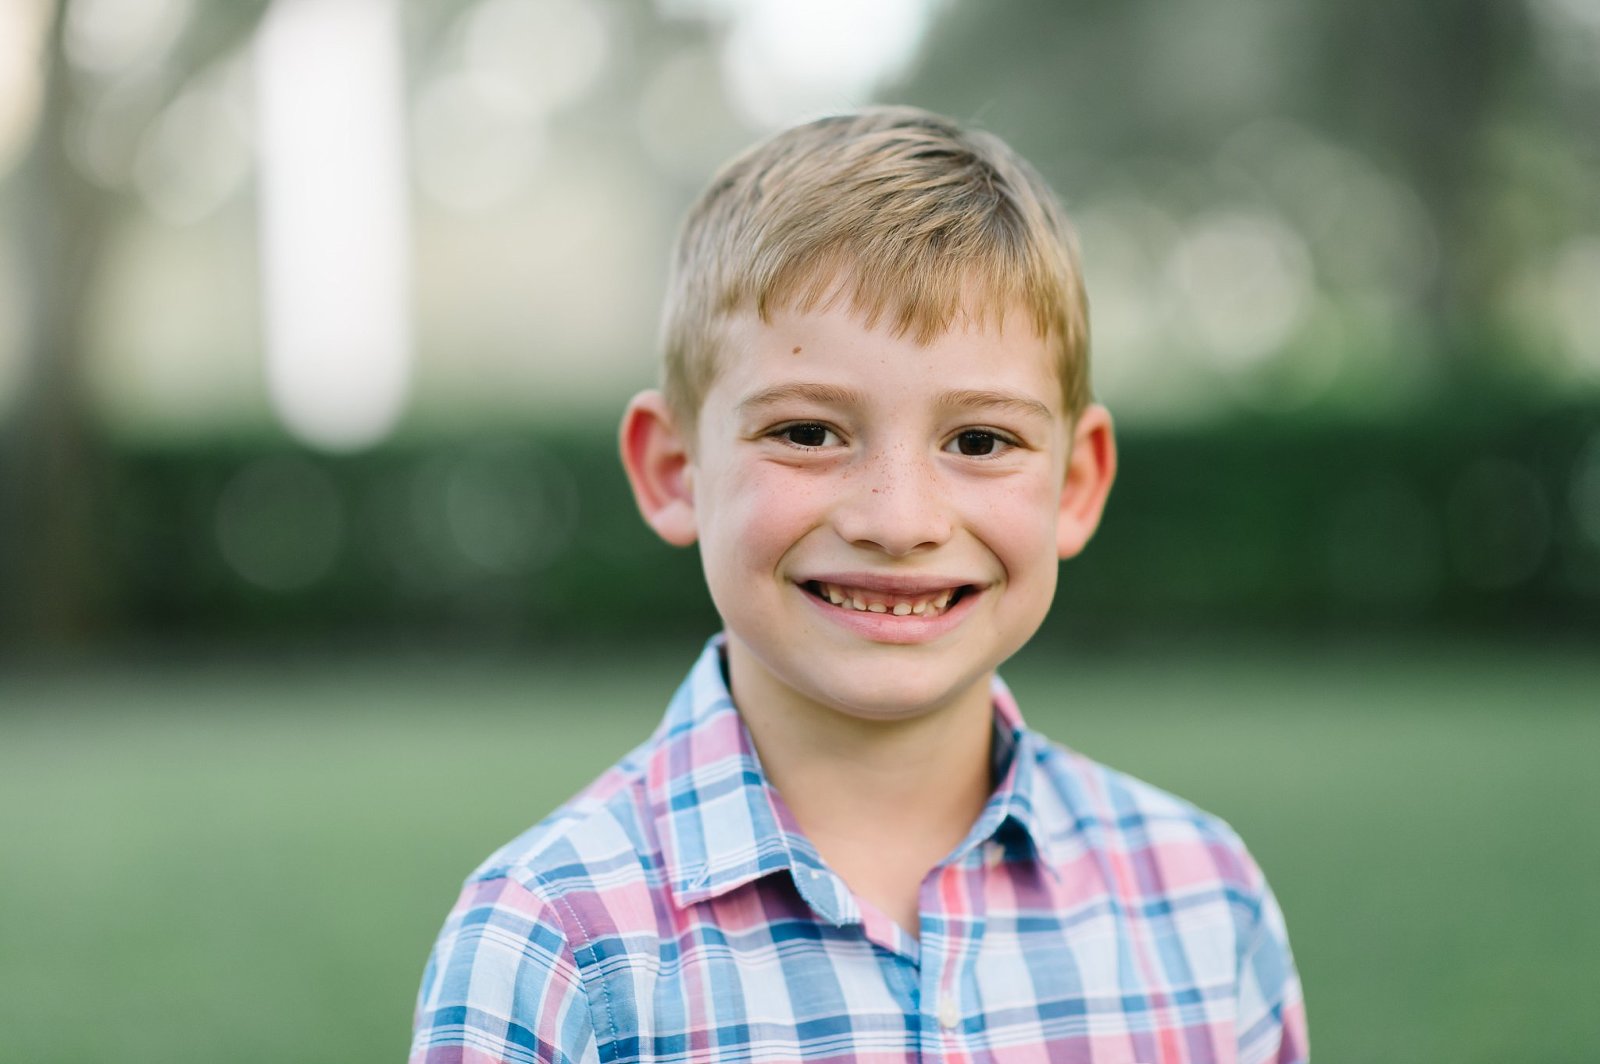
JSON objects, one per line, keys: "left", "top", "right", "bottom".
{"left": 466, "top": 736, "right": 661, "bottom": 899}
{"left": 1035, "top": 734, "right": 1243, "bottom": 840}
{"left": 1019, "top": 726, "right": 1269, "bottom": 906}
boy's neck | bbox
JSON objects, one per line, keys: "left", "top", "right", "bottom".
{"left": 726, "top": 641, "right": 997, "bottom": 935}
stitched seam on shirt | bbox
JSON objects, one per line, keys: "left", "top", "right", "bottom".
{"left": 535, "top": 870, "right": 618, "bottom": 1063}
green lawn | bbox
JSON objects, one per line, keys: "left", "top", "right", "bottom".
{"left": 3, "top": 638, "right": 1596, "bottom": 1062}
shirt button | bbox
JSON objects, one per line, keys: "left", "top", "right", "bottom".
{"left": 937, "top": 995, "right": 960, "bottom": 1030}
{"left": 985, "top": 842, "right": 1004, "bottom": 868}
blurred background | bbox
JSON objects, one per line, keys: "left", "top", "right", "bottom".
{"left": 1, "top": 0, "right": 1596, "bottom": 1060}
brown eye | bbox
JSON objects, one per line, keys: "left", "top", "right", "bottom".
{"left": 784, "top": 424, "right": 830, "bottom": 447}
{"left": 955, "top": 430, "right": 998, "bottom": 456}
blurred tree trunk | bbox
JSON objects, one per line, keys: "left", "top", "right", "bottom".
{"left": 1, "top": 0, "right": 272, "bottom": 651}
{"left": 1, "top": 0, "right": 113, "bottom": 650}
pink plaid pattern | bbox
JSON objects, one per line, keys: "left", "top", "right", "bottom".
{"left": 412, "top": 637, "right": 1307, "bottom": 1063}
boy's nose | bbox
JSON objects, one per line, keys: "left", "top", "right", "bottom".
{"left": 832, "top": 446, "right": 954, "bottom": 557}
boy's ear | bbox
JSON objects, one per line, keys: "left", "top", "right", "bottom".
{"left": 1057, "top": 403, "right": 1117, "bottom": 560}
{"left": 619, "top": 390, "right": 698, "bottom": 547}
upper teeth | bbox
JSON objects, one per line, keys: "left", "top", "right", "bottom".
{"left": 818, "top": 582, "right": 957, "bottom": 616}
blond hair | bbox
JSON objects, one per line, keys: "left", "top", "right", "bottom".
{"left": 659, "top": 106, "right": 1091, "bottom": 426}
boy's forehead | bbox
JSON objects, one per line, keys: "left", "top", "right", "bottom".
{"left": 745, "top": 263, "right": 1041, "bottom": 342}
{"left": 716, "top": 271, "right": 1054, "bottom": 358}
{"left": 706, "top": 298, "right": 1065, "bottom": 412}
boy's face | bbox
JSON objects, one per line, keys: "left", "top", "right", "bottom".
{"left": 623, "top": 297, "right": 1114, "bottom": 727}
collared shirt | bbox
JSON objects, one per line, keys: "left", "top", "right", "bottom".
{"left": 411, "top": 638, "right": 1308, "bottom": 1063}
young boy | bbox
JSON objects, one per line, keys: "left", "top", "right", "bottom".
{"left": 411, "top": 107, "right": 1308, "bottom": 1063}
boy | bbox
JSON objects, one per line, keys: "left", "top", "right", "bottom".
{"left": 411, "top": 107, "right": 1307, "bottom": 1063}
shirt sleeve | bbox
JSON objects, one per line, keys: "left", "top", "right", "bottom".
{"left": 1234, "top": 871, "right": 1309, "bottom": 1064}
{"left": 411, "top": 875, "right": 599, "bottom": 1064}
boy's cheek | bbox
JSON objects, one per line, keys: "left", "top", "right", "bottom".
{"left": 711, "top": 486, "right": 823, "bottom": 566}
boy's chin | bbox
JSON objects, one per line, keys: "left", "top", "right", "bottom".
{"left": 790, "top": 665, "right": 996, "bottom": 725}
{"left": 722, "top": 625, "right": 1026, "bottom": 726}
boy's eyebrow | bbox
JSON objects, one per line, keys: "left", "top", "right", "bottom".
{"left": 736, "top": 382, "right": 866, "bottom": 413}
{"left": 737, "top": 384, "right": 1057, "bottom": 420}
{"left": 939, "top": 389, "right": 1056, "bottom": 421}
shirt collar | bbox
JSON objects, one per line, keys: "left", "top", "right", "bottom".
{"left": 981, "top": 674, "right": 1072, "bottom": 873}
{"left": 646, "top": 636, "right": 1066, "bottom": 918}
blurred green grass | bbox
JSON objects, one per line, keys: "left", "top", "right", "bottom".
{"left": 3, "top": 638, "right": 1596, "bottom": 1063}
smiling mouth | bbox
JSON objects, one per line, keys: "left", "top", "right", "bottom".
{"left": 802, "top": 580, "right": 973, "bottom": 617}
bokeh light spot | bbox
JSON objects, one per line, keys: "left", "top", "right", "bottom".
{"left": 413, "top": 73, "right": 545, "bottom": 212}
{"left": 637, "top": 45, "right": 748, "bottom": 183}
{"left": 1548, "top": 236, "right": 1600, "bottom": 374}
{"left": 718, "top": 0, "right": 937, "bottom": 129}
{"left": 1167, "top": 209, "right": 1315, "bottom": 371}
{"left": 215, "top": 457, "right": 344, "bottom": 592}
{"left": 64, "top": 0, "right": 190, "bottom": 78}
{"left": 461, "top": 0, "right": 608, "bottom": 119}
{"left": 443, "top": 447, "right": 578, "bottom": 575}
{"left": 132, "top": 59, "right": 253, "bottom": 225}
{"left": 377, "top": 445, "right": 578, "bottom": 592}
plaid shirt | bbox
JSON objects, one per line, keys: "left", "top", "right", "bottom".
{"left": 412, "top": 638, "right": 1307, "bottom": 1063}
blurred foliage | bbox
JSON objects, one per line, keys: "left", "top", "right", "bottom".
{"left": 898, "top": 0, "right": 1597, "bottom": 350}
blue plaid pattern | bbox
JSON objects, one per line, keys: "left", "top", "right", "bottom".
{"left": 412, "top": 638, "right": 1307, "bottom": 1062}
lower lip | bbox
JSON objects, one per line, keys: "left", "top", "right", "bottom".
{"left": 798, "top": 584, "right": 982, "bottom": 644}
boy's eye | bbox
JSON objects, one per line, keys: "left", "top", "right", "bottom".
{"left": 777, "top": 423, "right": 834, "bottom": 448}
{"left": 950, "top": 430, "right": 1004, "bottom": 456}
